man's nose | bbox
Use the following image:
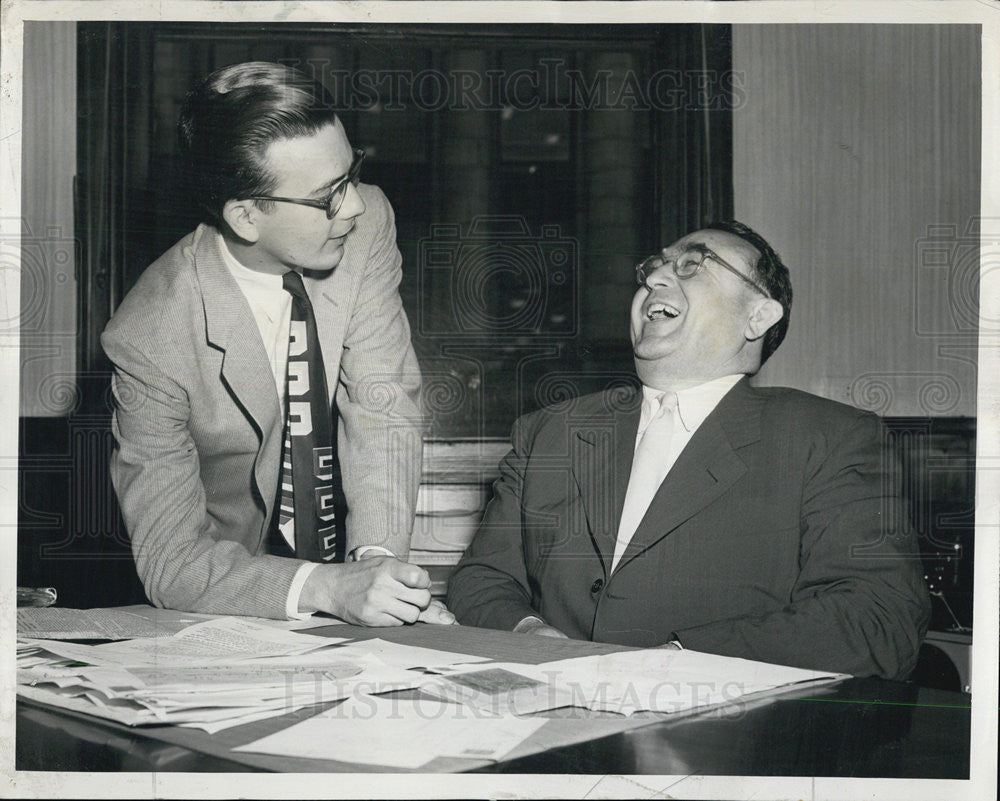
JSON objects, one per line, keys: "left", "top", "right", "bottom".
{"left": 644, "top": 260, "right": 677, "bottom": 289}
{"left": 336, "top": 183, "right": 366, "bottom": 220}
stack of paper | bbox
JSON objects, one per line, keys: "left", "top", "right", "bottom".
{"left": 17, "top": 608, "right": 849, "bottom": 768}
{"left": 419, "top": 665, "right": 579, "bottom": 715}
{"left": 16, "top": 604, "right": 339, "bottom": 640}
{"left": 423, "top": 648, "right": 847, "bottom": 716}
{"left": 234, "top": 695, "right": 548, "bottom": 768}
{"left": 16, "top": 618, "right": 424, "bottom": 732}
{"left": 16, "top": 606, "right": 181, "bottom": 639}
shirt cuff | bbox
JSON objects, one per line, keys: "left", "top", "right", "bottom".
{"left": 286, "top": 562, "right": 320, "bottom": 619}
{"left": 351, "top": 545, "right": 395, "bottom": 561}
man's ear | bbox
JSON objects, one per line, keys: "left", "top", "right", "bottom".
{"left": 744, "top": 298, "right": 783, "bottom": 341}
{"left": 222, "top": 199, "right": 261, "bottom": 243}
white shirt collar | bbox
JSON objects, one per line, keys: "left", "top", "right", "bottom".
{"left": 640, "top": 374, "right": 743, "bottom": 433}
{"left": 217, "top": 230, "right": 284, "bottom": 291}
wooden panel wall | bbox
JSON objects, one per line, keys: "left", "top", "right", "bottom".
{"left": 413, "top": 440, "right": 509, "bottom": 596}
{"left": 732, "top": 24, "right": 980, "bottom": 417}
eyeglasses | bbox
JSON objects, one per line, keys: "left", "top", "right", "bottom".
{"left": 247, "top": 148, "right": 365, "bottom": 219}
{"left": 635, "top": 245, "right": 770, "bottom": 298}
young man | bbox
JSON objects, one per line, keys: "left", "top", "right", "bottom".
{"left": 449, "top": 221, "right": 929, "bottom": 679}
{"left": 103, "top": 62, "right": 452, "bottom": 626}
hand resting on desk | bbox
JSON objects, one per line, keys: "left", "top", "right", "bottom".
{"left": 513, "top": 617, "right": 569, "bottom": 638}
{"left": 299, "top": 556, "right": 456, "bottom": 626}
{"left": 512, "top": 616, "right": 680, "bottom": 645}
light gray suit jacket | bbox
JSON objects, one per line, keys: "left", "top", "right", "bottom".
{"left": 102, "top": 184, "right": 423, "bottom": 617}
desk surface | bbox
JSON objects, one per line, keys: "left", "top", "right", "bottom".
{"left": 16, "top": 623, "right": 970, "bottom": 777}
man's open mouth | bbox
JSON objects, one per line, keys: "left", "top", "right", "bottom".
{"left": 646, "top": 302, "right": 681, "bottom": 321}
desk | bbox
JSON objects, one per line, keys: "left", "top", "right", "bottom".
{"left": 16, "top": 623, "right": 970, "bottom": 777}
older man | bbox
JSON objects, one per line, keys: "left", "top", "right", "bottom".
{"left": 448, "top": 221, "right": 929, "bottom": 679}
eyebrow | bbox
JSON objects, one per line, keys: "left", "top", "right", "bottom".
{"left": 658, "top": 241, "right": 709, "bottom": 257}
{"left": 308, "top": 168, "right": 351, "bottom": 199}
{"left": 307, "top": 151, "right": 359, "bottom": 197}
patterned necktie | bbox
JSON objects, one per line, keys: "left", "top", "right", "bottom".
{"left": 611, "top": 391, "right": 678, "bottom": 571}
{"left": 276, "top": 271, "right": 344, "bottom": 563}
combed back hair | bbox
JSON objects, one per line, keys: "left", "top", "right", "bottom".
{"left": 704, "top": 220, "right": 793, "bottom": 366}
{"left": 178, "top": 61, "right": 340, "bottom": 227}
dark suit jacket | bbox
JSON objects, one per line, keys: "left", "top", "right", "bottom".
{"left": 448, "top": 379, "right": 930, "bottom": 680}
{"left": 102, "top": 184, "right": 423, "bottom": 617}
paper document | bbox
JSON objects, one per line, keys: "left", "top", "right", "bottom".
{"left": 90, "top": 617, "right": 343, "bottom": 666}
{"left": 19, "top": 617, "right": 344, "bottom": 667}
{"left": 17, "top": 641, "right": 423, "bottom": 730}
{"left": 16, "top": 604, "right": 341, "bottom": 640}
{"left": 235, "top": 695, "right": 546, "bottom": 768}
{"left": 17, "top": 607, "right": 184, "bottom": 640}
{"left": 436, "top": 648, "right": 847, "bottom": 716}
{"left": 420, "top": 665, "right": 578, "bottom": 715}
{"left": 330, "top": 638, "right": 490, "bottom": 670}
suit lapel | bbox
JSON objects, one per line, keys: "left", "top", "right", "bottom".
{"left": 572, "top": 387, "right": 642, "bottom": 573}
{"left": 303, "top": 258, "right": 353, "bottom": 409}
{"left": 194, "top": 228, "right": 283, "bottom": 521}
{"left": 614, "top": 378, "right": 764, "bottom": 572}
{"left": 300, "top": 182, "right": 381, "bottom": 408}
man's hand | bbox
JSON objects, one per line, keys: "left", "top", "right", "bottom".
{"left": 513, "top": 616, "right": 569, "bottom": 638}
{"left": 418, "top": 598, "right": 457, "bottom": 625}
{"left": 299, "top": 556, "right": 452, "bottom": 626}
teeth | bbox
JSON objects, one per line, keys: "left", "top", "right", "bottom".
{"left": 646, "top": 304, "right": 680, "bottom": 321}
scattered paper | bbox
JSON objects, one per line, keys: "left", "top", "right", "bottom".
{"left": 182, "top": 704, "right": 320, "bottom": 734}
{"left": 17, "top": 635, "right": 427, "bottom": 730}
{"left": 234, "top": 695, "right": 546, "bottom": 767}
{"left": 451, "top": 648, "right": 849, "bottom": 716}
{"left": 330, "top": 638, "right": 490, "bottom": 670}
{"left": 18, "top": 682, "right": 153, "bottom": 727}
{"left": 17, "top": 607, "right": 182, "bottom": 640}
{"left": 16, "top": 604, "right": 343, "bottom": 641}
{"left": 244, "top": 615, "right": 347, "bottom": 631}
{"left": 419, "top": 665, "right": 577, "bottom": 715}
{"left": 82, "top": 617, "right": 343, "bottom": 666}
{"left": 18, "top": 610, "right": 845, "bottom": 752}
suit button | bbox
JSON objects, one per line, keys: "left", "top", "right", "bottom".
{"left": 590, "top": 578, "right": 604, "bottom": 594}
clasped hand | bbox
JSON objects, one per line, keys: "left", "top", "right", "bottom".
{"left": 300, "top": 555, "right": 455, "bottom": 626}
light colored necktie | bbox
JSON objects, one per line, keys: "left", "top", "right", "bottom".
{"left": 611, "top": 391, "right": 678, "bottom": 571}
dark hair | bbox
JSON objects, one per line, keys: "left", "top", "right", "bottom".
{"left": 704, "top": 220, "right": 792, "bottom": 366}
{"left": 178, "top": 62, "right": 340, "bottom": 227}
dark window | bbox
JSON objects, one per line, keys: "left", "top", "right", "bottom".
{"left": 78, "top": 22, "right": 734, "bottom": 436}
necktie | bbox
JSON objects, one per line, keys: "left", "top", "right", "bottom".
{"left": 276, "top": 271, "right": 344, "bottom": 563}
{"left": 611, "top": 391, "right": 678, "bottom": 571}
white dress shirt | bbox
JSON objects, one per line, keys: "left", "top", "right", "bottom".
{"left": 634, "top": 374, "right": 744, "bottom": 475}
{"left": 218, "top": 234, "right": 391, "bottom": 618}
{"left": 516, "top": 374, "right": 744, "bottom": 636}
{"left": 611, "top": 373, "right": 744, "bottom": 571}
